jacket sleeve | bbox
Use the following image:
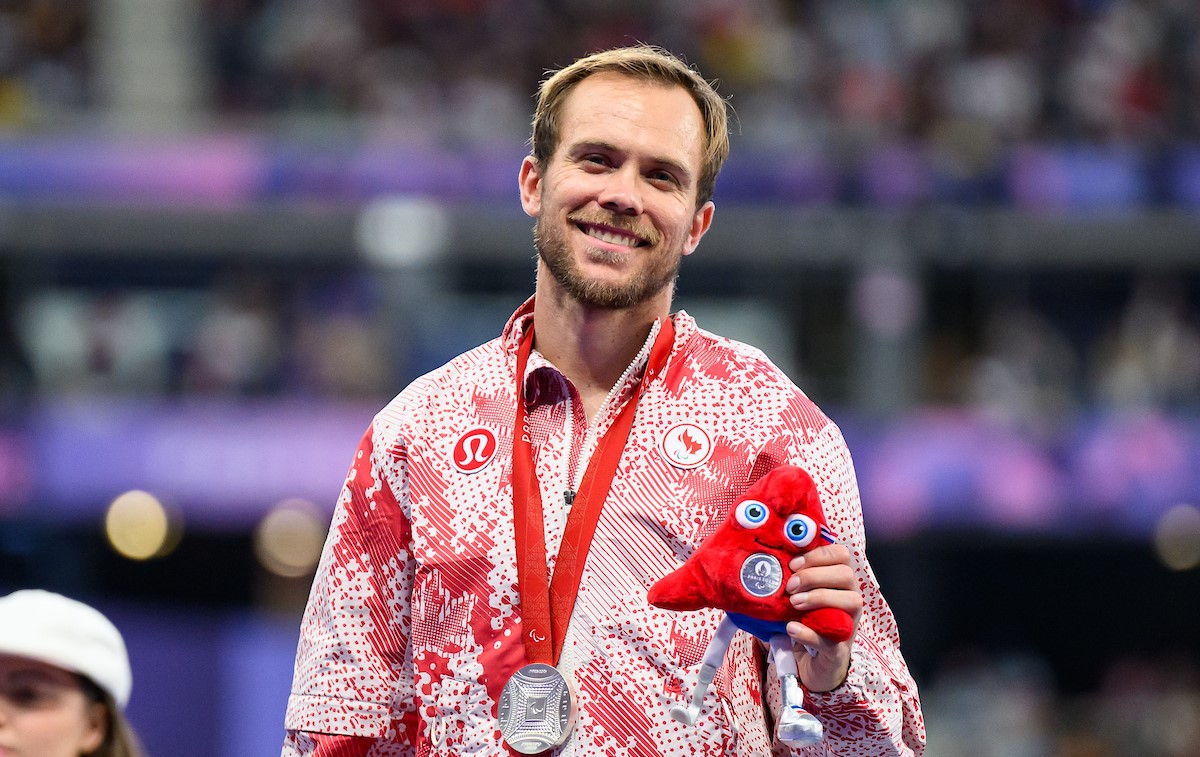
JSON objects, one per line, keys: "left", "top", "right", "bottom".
{"left": 772, "top": 421, "right": 927, "bottom": 756}
{"left": 281, "top": 421, "right": 421, "bottom": 755}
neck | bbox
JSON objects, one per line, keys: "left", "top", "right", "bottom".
{"left": 532, "top": 278, "right": 670, "bottom": 412}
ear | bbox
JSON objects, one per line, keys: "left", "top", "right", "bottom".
{"left": 519, "top": 155, "right": 542, "bottom": 218}
{"left": 682, "top": 200, "right": 715, "bottom": 256}
{"left": 78, "top": 701, "right": 108, "bottom": 754}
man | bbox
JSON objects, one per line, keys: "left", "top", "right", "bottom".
{"left": 283, "top": 45, "right": 925, "bottom": 756}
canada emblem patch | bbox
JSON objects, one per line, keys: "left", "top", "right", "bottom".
{"left": 660, "top": 422, "right": 713, "bottom": 470}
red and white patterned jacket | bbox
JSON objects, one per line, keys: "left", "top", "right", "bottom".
{"left": 283, "top": 298, "right": 925, "bottom": 756}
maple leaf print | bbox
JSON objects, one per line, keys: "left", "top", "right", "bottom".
{"left": 679, "top": 430, "right": 701, "bottom": 456}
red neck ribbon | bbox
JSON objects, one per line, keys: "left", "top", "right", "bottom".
{"left": 511, "top": 317, "right": 675, "bottom": 665}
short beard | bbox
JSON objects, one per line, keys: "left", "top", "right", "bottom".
{"left": 533, "top": 215, "right": 681, "bottom": 310}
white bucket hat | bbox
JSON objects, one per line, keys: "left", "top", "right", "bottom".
{"left": 0, "top": 589, "right": 132, "bottom": 709}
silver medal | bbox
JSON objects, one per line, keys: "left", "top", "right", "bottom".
{"left": 740, "top": 552, "right": 784, "bottom": 597}
{"left": 498, "top": 663, "right": 576, "bottom": 754}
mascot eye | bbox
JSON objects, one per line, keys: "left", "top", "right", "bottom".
{"left": 734, "top": 500, "right": 769, "bottom": 529}
{"left": 784, "top": 514, "right": 818, "bottom": 547}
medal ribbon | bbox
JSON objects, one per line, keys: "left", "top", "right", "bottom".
{"left": 511, "top": 317, "right": 675, "bottom": 665}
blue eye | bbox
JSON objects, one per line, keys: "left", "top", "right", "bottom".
{"left": 735, "top": 500, "right": 769, "bottom": 529}
{"left": 785, "top": 515, "right": 818, "bottom": 547}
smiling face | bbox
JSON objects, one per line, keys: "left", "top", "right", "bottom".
{"left": 519, "top": 72, "right": 715, "bottom": 311}
{"left": 0, "top": 655, "right": 107, "bottom": 757}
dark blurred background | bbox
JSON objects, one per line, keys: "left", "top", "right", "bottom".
{"left": 1, "top": 0, "right": 1199, "bottom": 754}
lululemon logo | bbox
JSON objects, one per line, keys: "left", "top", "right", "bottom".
{"left": 453, "top": 428, "right": 497, "bottom": 473}
{"left": 660, "top": 423, "right": 713, "bottom": 470}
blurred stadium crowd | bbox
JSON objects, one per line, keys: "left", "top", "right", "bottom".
{"left": 199, "top": 0, "right": 1200, "bottom": 160}
{"left": 2, "top": 0, "right": 1200, "bottom": 145}
{"left": 6, "top": 266, "right": 1199, "bottom": 419}
{"left": 0, "top": 0, "right": 1196, "bottom": 406}
{"left": 1, "top": 1, "right": 1199, "bottom": 755}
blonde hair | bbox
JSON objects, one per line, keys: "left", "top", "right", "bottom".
{"left": 530, "top": 44, "right": 730, "bottom": 207}
{"left": 101, "top": 710, "right": 147, "bottom": 757}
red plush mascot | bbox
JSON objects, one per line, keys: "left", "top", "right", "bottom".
{"left": 647, "top": 465, "right": 854, "bottom": 746}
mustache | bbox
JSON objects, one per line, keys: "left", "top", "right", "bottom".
{"left": 567, "top": 211, "right": 661, "bottom": 245}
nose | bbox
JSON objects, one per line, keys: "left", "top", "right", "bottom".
{"left": 598, "top": 165, "right": 643, "bottom": 216}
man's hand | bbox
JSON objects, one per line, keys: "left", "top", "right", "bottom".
{"left": 784, "top": 544, "right": 862, "bottom": 692}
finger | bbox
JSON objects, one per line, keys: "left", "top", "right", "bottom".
{"left": 784, "top": 620, "right": 843, "bottom": 655}
{"left": 785, "top": 620, "right": 821, "bottom": 649}
{"left": 786, "top": 564, "right": 857, "bottom": 593}
{"left": 785, "top": 560, "right": 856, "bottom": 593}
{"left": 788, "top": 544, "right": 850, "bottom": 572}
{"left": 789, "top": 587, "right": 864, "bottom": 618}
{"left": 799, "top": 544, "right": 851, "bottom": 568}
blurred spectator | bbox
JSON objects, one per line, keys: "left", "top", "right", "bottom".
{"left": 1089, "top": 275, "right": 1200, "bottom": 410}
{"left": 1064, "top": 0, "right": 1171, "bottom": 142}
{"left": 17, "top": 290, "right": 170, "bottom": 396}
{"left": 0, "top": 0, "right": 91, "bottom": 128}
{"left": 0, "top": 273, "right": 32, "bottom": 417}
{"left": 922, "top": 648, "right": 1056, "bottom": 757}
{"left": 0, "top": 588, "right": 147, "bottom": 757}
{"left": 285, "top": 276, "right": 394, "bottom": 399}
{"left": 1092, "top": 653, "right": 1200, "bottom": 757}
{"left": 966, "top": 300, "right": 1081, "bottom": 443}
{"left": 182, "top": 273, "right": 286, "bottom": 396}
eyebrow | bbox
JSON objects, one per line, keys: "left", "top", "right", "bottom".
{"left": 4, "top": 667, "right": 66, "bottom": 682}
{"left": 0, "top": 673, "right": 64, "bottom": 694}
{"left": 0, "top": 660, "right": 75, "bottom": 685}
{"left": 572, "top": 140, "right": 696, "bottom": 185}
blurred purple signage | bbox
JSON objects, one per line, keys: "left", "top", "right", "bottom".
{"left": 2, "top": 136, "right": 1197, "bottom": 207}
{"left": 849, "top": 407, "right": 1200, "bottom": 538}
{"left": 22, "top": 399, "right": 375, "bottom": 526}
{"left": 4, "top": 400, "right": 1197, "bottom": 537}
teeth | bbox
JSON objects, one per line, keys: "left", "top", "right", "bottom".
{"left": 584, "top": 226, "right": 639, "bottom": 247}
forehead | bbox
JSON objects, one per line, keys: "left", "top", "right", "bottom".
{"left": 557, "top": 72, "right": 705, "bottom": 170}
{"left": 0, "top": 654, "right": 76, "bottom": 682}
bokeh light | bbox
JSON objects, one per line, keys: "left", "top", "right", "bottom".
{"left": 253, "top": 498, "right": 327, "bottom": 578}
{"left": 1153, "top": 503, "right": 1200, "bottom": 571}
{"left": 105, "top": 489, "right": 181, "bottom": 560}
